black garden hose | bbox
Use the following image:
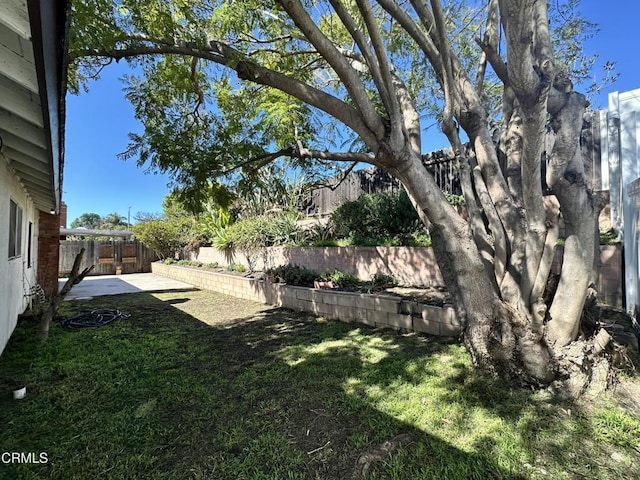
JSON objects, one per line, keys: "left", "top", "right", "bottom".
{"left": 57, "top": 309, "right": 130, "bottom": 329}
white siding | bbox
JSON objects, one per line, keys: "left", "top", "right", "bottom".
{"left": 0, "top": 156, "right": 38, "bottom": 354}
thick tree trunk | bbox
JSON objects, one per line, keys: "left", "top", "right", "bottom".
{"left": 387, "top": 152, "right": 556, "bottom": 385}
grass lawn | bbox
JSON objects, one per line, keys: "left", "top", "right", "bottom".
{"left": 1, "top": 289, "right": 639, "bottom": 479}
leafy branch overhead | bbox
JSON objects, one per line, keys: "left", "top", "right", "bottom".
{"left": 71, "top": 0, "right": 618, "bottom": 394}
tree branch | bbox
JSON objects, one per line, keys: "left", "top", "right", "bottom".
{"left": 276, "top": 0, "right": 386, "bottom": 140}
{"left": 498, "top": 0, "right": 539, "bottom": 96}
{"left": 354, "top": 0, "right": 403, "bottom": 149}
{"left": 475, "top": 0, "right": 500, "bottom": 94}
{"left": 329, "top": 0, "right": 393, "bottom": 114}
{"left": 376, "top": 0, "right": 444, "bottom": 84}
{"left": 73, "top": 43, "right": 380, "bottom": 149}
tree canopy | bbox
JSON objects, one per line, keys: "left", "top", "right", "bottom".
{"left": 69, "top": 0, "right": 611, "bottom": 207}
{"left": 70, "top": 0, "right": 618, "bottom": 394}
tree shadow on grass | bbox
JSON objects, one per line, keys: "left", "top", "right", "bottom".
{"left": 1, "top": 290, "right": 636, "bottom": 479}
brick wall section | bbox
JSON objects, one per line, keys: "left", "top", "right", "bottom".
{"left": 37, "top": 211, "right": 61, "bottom": 297}
{"left": 59, "top": 201, "right": 68, "bottom": 228}
{"left": 152, "top": 262, "right": 461, "bottom": 337}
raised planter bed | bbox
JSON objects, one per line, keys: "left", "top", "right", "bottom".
{"left": 151, "top": 262, "right": 462, "bottom": 337}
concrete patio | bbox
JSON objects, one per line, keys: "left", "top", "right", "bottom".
{"left": 59, "top": 273, "right": 194, "bottom": 300}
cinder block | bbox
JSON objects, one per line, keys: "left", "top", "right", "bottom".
{"left": 334, "top": 305, "right": 354, "bottom": 322}
{"left": 355, "top": 295, "right": 376, "bottom": 310}
{"left": 440, "top": 321, "right": 462, "bottom": 337}
{"left": 337, "top": 293, "right": 358, "bottom": 308}
{"left": 295, "top": 299, "right": 314, "bottom": 312}
{"left": 421, "top": 305, "right": 446, "bottom": 323}
{"left": 280, "top": 295, "right": 298, "bottom": 309}
{"left": 319, "top": 292, "right": 339, "bottom": 305}
{"left": 386, "top": 313, "right": 413, "bottom": 330}
{"left": 412, "top": 316, "right": 440, "bottom": 336}
{"left": 349, "top": 307, "right": 369, "bottom": 323}
{"left": 295, "top": 288, "right": 312, "bottom": 301}
{"left": 442, "top": 306, "right": 459, "bottom": 326}
{"left": 374, "top": 296, "right": 401, "bottom": 314}
{"left": 366, "top": 310, "right": 389, "bottom": 325}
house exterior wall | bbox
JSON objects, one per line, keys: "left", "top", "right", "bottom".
{"left": 601, "top": 88, "right": 640, "bottom": 314}
{"left": 0, "top": 158, "right": 39, "bottom": 354}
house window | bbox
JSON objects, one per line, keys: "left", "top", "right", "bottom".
{"left": 27, "top": 221, "right": 33, "bottom": 267}
{"left": 8, "top": 199, "right": 23, "bottom": 259}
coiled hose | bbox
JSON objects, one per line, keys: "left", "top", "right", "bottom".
{"left": 57, "top": 309, "right": 130, "bottom": 329}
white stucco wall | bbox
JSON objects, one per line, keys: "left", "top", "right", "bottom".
{"left": 0, "top": 157, "right": 39, "bottom": 355}
{"left": 602, "top": 88, "right": 640, "bottom": 314}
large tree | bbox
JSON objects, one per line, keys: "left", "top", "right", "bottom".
{"left": 70, "top": 0, "right": 613, "bottom": 395}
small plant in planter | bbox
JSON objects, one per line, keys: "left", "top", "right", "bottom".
{"left": 317, "top": 269, "right": 360, "bottom": 290}
{"left": 371, "top": 273, "right": 397, "bottom": 288}
{"left": 226, "top": 263, "right": 247, "bottom": 273}
{"left": 264, "top": 264, "right": 318, "bottom": 287}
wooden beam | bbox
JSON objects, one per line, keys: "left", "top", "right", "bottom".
{"left": 13, "top": 174, "right": 54, "bottom": 206}
{"left": 4, "top": 146, "right": 49, "bottom": 174}
{"left": 11, "top": 164, "right": 52, "bottom": 190}
{"left": 0, "top": 130, "right": 48, "bottom": 161}
{"left": 0, "top": 73, "right": 43, "bottom": 126}
{"left": 0, "top": 110, "right": 47, "bottom": 149}
{"left": 0, "top": 0, "right": 31, "bottom": 40}
{"left": 0, "top": 28, "right": 38, "bottom": 93}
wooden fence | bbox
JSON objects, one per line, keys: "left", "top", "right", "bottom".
{"left": 59, "top": 240, "right": 158, "bottom": 275}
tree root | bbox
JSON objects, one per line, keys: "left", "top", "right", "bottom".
{"left": 552, "top": 329, "right": 614, "bottom": 399}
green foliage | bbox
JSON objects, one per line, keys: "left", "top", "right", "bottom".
{"left": 371, "top": 273, "right": 397, "bottom": 286}
{"left": 70, "top": 212, "right": 103, "bottom": 229}
{"left": 304, "top": 222, "right": 335, "bottom": 244}
{"left": 226, "top": 263, "right": 246, "bottom": 273}
{"left": 330, "top": 191, "right": 427, "bottom": 245}
{"left": 319, "top": 269, "right": 360, "bottom": 289}
{"left": 163, "top": 257, "right": 175, "bottom": 265}
{"left": 132, "top": 219, "right": 182, "bottom": 259}
{"left": 444, "top": 192, "right": 466, "bottom": 207}
{"left": 265, "top": 264, "right": 318, "bottom": 287}
{"left": 600, "top": 228, "right": 621, "bottom": 245}
{"left": 222, "top": 212, "right": 303, "bottom": 252}
{"left": 199, "top": 204, "right": 232, "bottom": 244}
{"left": 100, "top": 212, "right": 129, "bottom": 230}
{"left": 70, "top": 212, "right": 129, "bottom": 230}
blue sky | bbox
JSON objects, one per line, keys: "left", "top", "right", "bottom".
{"left": 62, "top": 1, "right": 640, "bottom": 225}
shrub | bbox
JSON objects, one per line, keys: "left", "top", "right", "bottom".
{"left": 133, "top": 219, "right": 183, "bottom": 259}
{"left": 221, "top": 213, "right": 303, "bottom": 251}
{"left": 330, "top": 190, "right": 426, "bottom": 245}
{"left": 319, "top": 269, "right": 360, "bottom": 289}
{"left": 207, "top": 262, "right": 219, "bottom": 269}
{"left": 163, "top": 257, "right": 175, "bottom": 265}
{"left": 265, "top": 264, "right": 318, "bottom": 287}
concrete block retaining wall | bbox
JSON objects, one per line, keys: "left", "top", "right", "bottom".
{"left": 190, "top": 245, "right": 624, "bottom": 308}
{"left": 151, "top": 262, "right": 461, "bottom": 337}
